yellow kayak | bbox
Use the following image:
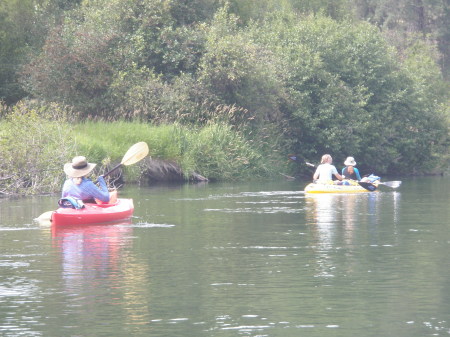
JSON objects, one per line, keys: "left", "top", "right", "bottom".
{"left": 304, "top": 180, "right": 376, "bottom": 193}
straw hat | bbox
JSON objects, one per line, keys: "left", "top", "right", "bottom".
{"left": 64, "top": 156, "right": 96, "bottom": 178}
{"left": 344, "top": 157, "right": 357, "bottom": 166}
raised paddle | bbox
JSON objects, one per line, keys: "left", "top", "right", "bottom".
{"left": 35, "top": 142, "right": 149, "bottom": 226}
{"left": 97, "top": 141, "right": 149, "bottom": 181}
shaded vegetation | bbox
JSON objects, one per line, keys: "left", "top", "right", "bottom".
{"left": 1, "top": 102, "right": 280, "bottom": 195}
{"left": 0, "top": 0, "right": 449, "bottom": 195}
{"left": 0, "top": 101, "right": 75, "bottom": 195}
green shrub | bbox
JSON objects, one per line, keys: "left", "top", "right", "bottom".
{"left": 179, "top": 123, "right": 271, "bottom": 180}
{"left": 0, "top": 101, "right": 75, "bottom": 195}
{"left": 73, "top": 121, "right": 279, "bottom": 182}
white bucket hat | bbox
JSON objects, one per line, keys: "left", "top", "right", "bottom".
{"left": 64, "top": 156, "right": 96, "bottom": 178}
{"left": 344, "top": 156, "right": 357, "bottom": 166}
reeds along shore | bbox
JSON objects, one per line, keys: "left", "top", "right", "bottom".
{"left": 0, "top": 109, "right": 282, "bottom": 196}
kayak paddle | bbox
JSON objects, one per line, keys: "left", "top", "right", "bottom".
{"left": 358, "top": 180, "right": 402, "bottom": 191}
{"left": 35, "top": 141, "right": 149, "bottom": 226}
{"left": 378, "top": 180, "right": 402, "bottom": 188}
{"left": 287, "top": 154, "right": 315, "bottom": 168}
{"left": 99, "top": 141, "right": 149, "bottom": 181}
{"left": 358, "top": 181, "right": 377, "bottom": 191}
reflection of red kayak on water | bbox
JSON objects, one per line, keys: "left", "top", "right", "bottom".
{"left": 51, "top": 198, "right": 134, "bottom": 226}
{"left": 52, "top": 222, "right": 133, "bottom": 289}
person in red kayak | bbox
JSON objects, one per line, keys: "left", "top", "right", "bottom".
{"left": 62, "top": 156, "right": 110, "bottom": 203}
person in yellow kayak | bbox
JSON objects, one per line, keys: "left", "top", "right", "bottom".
{"left": 313, "top": 154, "right": 343, "bottom": 183}
{"left": 62, "top": 156, "right": 111, "bottom": 203}
{"left": 341, "top": 156, "right": 362, "bottom": 181}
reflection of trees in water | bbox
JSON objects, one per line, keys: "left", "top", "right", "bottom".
{"left": 304, "top": 192, "right": 401, "bottom": 277}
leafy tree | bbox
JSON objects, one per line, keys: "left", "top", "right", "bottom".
{"left": 13, "top": 0, "right": 450, "bottom": 175}
{"left": 0, "top": 0, "right": 35, "bottom": 104}
{"left": 21, "top": 25, "right": 117, "bottom": 116}
{"left": 227, "top": 0, "right": 353, "bottom": 23}
{"left": 254, "top": 13, "right": 448, "bottom": 173}
{"left": 198, "top": 7, "right": 284, "bottom": 124}
{"left": 22, "top": 0, "right": 211, "bottom": 116}
{"left": 0, "top": 101, "right": 75, "bottom": 195}
{"left": 354, "top": 0, "right": 450, "bottom": 78}
{"left": 0, "top": 0, "right": 79, "bottom": 104}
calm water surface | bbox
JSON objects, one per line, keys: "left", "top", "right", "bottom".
{"left": 1, "top": 177, "right": 449, "bottom": 337}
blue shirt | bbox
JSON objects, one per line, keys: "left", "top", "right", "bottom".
{"left": 62, "top": 176, "right": 110, "bottom": 202}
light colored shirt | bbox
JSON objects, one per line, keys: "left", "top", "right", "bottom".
{"left": 314, "top": 163, "right": 338, "bottom": 181}
{"left": 62, "top": 176, "right": 110, "bottom": 202}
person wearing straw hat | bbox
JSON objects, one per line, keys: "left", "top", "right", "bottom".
{"left": 61, "top": 156, "right": 110, "bottom": 203}
{"left": 341, "top": 156, "right": 362, "bottom": 181}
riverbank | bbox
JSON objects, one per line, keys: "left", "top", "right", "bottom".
{"left": 0, "top": 104, "right": 286, "bottom": 196}
{"left": 1, "top": 101, "right": 448, "bottom": 196}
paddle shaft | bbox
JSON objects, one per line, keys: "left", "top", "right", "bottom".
{"left": 101, "top": 163, "right": 122, "bottom": 180}
{"left": 93, "top": 163, "right": 122, "bottom": 184}
{"left": 95, "top": 141, "right": 149, "bottom": 183}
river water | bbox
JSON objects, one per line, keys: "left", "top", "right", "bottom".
{"left": 1, "top": 176, "right": 449, "bottom": 337}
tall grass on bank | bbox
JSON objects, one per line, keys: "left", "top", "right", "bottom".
{"left": 1, "top": 103, "right": 286, "bottom": 196}
{"left": 0, "top": 102, "right": 75, "bottom": 195}
{"left": 178, "top": 123, "right": 271, "bottom": 180}
{"left": 75, "top": 121, "right": 277, "bottom": 181}
{"left": 72, "top": 121, "right": 184, "bottom": 182}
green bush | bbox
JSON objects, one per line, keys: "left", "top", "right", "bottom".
{"left": 0, "top": 101, "right": 75, "bottom": 195}
{"left": 179, "top": 123, "right": 271, "bottom": 180}
{"left": 253, "top": 13, "right": 449, "bottom": 174}
{"left": 73, "top": 121, "right": 279, "bottom": 182}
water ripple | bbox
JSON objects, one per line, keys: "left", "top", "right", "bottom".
{"left": 131, "top": 222, "right": 175, "bottom": 228}
{"left": 204, "top": 207, "right": 302, "bottom": 214}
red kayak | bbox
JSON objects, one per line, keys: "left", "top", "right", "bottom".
{"left": 51, "top": 198, "right": 134, "bottom": 226}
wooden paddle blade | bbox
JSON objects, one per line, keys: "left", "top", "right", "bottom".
{"left": 381, "top": 181, "right": 402, "bottom": 188}
{"left": 121, "top": 142, "right": 149, "bottom": 166}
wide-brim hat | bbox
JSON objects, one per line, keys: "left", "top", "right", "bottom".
{"left": 344, "top": 157, "right": 357, "bottom": 166}
{"left": 64, "top": 156, "right": 96, "bottom": 178}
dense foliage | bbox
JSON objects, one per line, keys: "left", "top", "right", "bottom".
{"left": 0, "top": 102, "right": 75, "bottom": 195}
{"left": 1, "top": 0, "right": 449, "bottom": 186}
